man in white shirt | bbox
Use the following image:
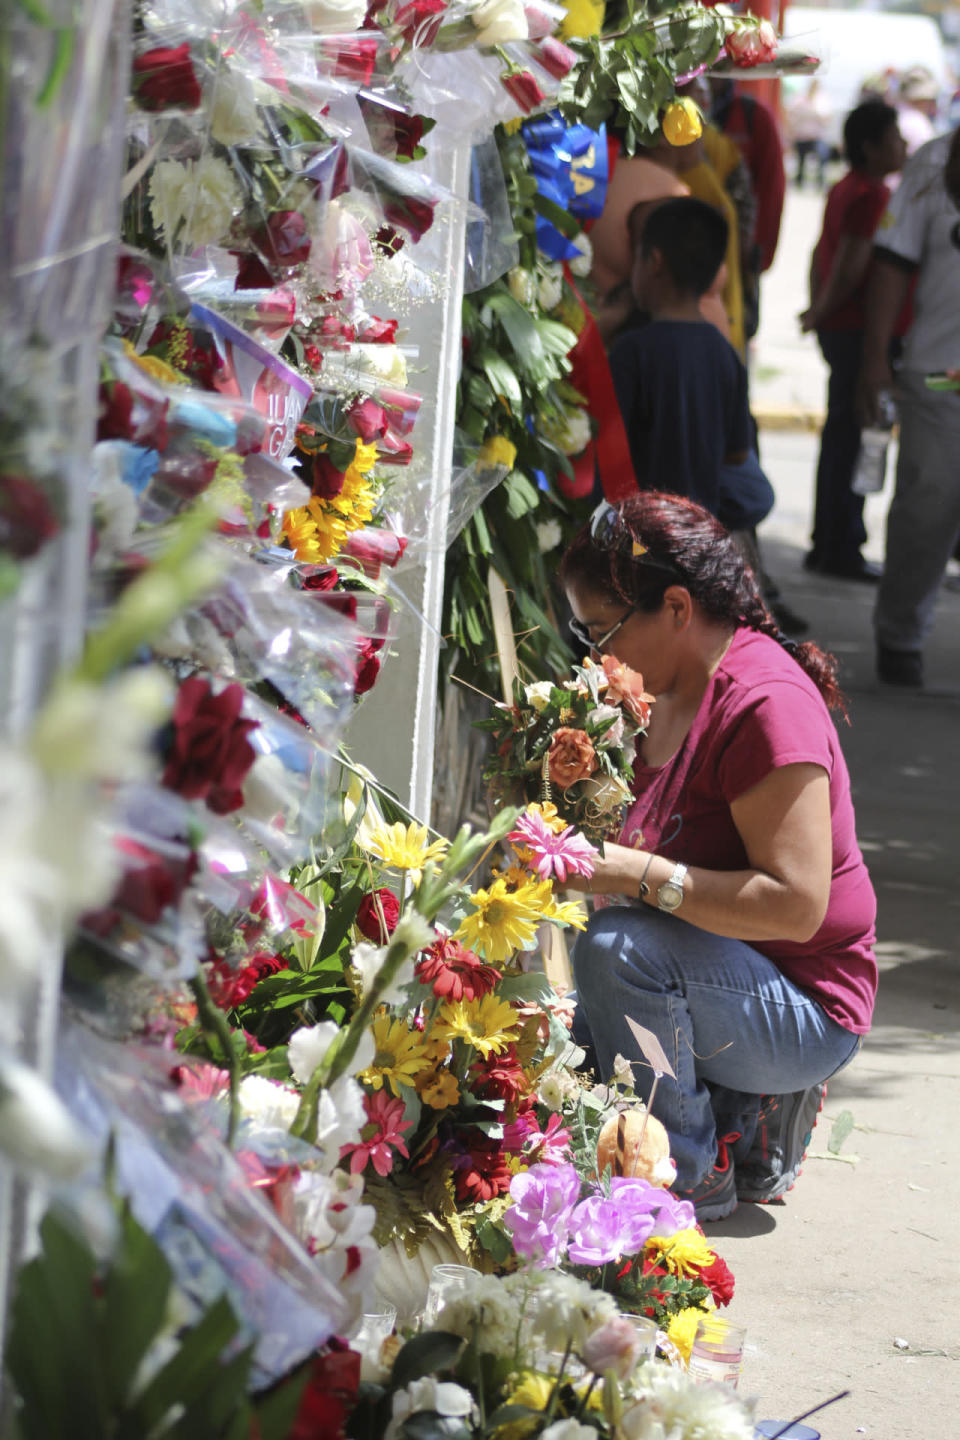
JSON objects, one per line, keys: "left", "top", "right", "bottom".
{"left": 897, "top": 67, "right": 940, "bottom": 157}
{"left": 859, "top": 128, "right": 960, "bottom": 687}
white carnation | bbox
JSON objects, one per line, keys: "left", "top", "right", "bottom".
{"left": 149, "top": 154, "right": 241, "bottom": 248}
{"left": 620, "top": 1365, "right": 755, "bottom": 1440}
{"left": 209, "top": 70, "right": 261, "bottom": 147}
{"left": 302, "top": 0, "right": 368, "bottom": 32}
{"left": 568, "top": 230, "right": 593, "bottom": 277}
{"left": 237, "top": 1074, "right": 300, "bottom": 1132}
{"left": 536, "top": 518, "right": 563, "bottom": 552}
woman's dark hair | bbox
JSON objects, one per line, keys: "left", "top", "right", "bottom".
{"left": 844, "top": 99, "right": 898, "bottom": 169}
{"left": 559, "top": 493, "right": 848, "bottom": 715}
{"left": 639, "top": 197, "right": 728, "bottom": 299}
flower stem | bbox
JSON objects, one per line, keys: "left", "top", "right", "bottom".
{"left": 188, "top": 972, "right": 241, "bottom": 1147}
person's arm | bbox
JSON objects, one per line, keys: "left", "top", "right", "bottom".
{"left": 856, "top": 251, "right": 915, "bottom": 423}
{"left": 799, "top": 232, "right": 874, "bottom": 331}
{"left": 723, "top": 353, "right": 751, "bottom": 465}
{"left": 566, "top": 762, "right": 832, "bottom": 943}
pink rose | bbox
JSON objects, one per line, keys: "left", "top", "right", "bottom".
{"left": 582, "top": 1314, "right": 649, "bottom": 1380}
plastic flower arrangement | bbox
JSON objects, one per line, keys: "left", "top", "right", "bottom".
{"left": 480, "top": 657, "right": 653, "bottom": 843}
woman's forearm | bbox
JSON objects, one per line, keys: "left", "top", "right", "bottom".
{"left": 582, "top": 846, "right": 828, "bottom": 945}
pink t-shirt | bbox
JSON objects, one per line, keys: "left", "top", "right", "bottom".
{"left": 619, "top": 628, "right": 877, "bottom": 1034}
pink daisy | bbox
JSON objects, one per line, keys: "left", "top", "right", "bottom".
{"left": 340, "top": 1089, "right": 412, "bottom": 1178}
{"left": 509, "top": 808, "right": 598, "bottom": 883}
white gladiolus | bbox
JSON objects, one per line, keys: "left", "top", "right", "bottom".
{"left": 472, "top": 0, "right": 529, "bottom": 45}
{"left": 149, "top": 154, "right": 242, "bottom": 247}
{"left": 0, "top": 1060, "right": 93, "bottom": 1181}
{"left": 350, "top": 942, "right": 414, "bottom": 1007}
{"left": 209, "top": 70, "right": 261, "bottom": 147}
{"left": 288, "top": 1022, "right": 340, "bottom": 1083}
{"left": 30, "top": 669, "right": 173, "bottom": 784}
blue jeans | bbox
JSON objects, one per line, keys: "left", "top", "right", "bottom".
{"left": 572, "top": 906, "right": 860, "bottom": 1189}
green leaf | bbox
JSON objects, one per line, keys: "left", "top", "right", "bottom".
{"left": 474, "top": 1217, "right": 515, "bottom": 1265}
{"left": 828, "top": 1109, "right": 855, "bottom": 1154}
{"left": 101, "top": 1204, "right": 173, "bottom": 1409}
{"left": 391, "top": 1332, "right": 465, "bottom": 1390}
{"left": 120, "top": 1297, "right": 242, "bottom": 1437}
{"left": 486, "top": 293, "right": 544, "bottom": 367}
{"left": 252, "top": 1365, "right": 313, "bottom": 1440}
{"left": 496, "top": 972, "right": 553, "bottom": 1005}
{"left": 478, "top": 350, "right": 523, "bottom": 411}
{"left": 533, "top": 192, "right": 581, "bottom": 241}
{"left": 400, "top": 1415, "right": 471, "bottom": 1440}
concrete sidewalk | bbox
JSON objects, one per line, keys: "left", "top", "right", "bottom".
{"left": 708, "top": 188, "right": 960, "bottom": 1439}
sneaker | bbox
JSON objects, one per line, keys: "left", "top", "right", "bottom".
{"left": 735, "top": 1084, "right": 826, "bottom": 1204}
{"left": 674, "top": 1133, "right": 739, "bottom": 1222}
{"left": 877, "top": 645, "right": 923, "bottom": 688}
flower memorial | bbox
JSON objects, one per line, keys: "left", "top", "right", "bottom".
{"left": 0, "top": 0, "right": 797, "bottom": 1431}
{"left": 480, "top": 656, "right": 653, "bottom": 842}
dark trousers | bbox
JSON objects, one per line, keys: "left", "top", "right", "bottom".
{"left": 811, "top": 329, "right": 868, "bottom": 565}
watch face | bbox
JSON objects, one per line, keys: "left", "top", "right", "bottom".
{"left": 658, "top": 882, "right": 683, "bottom": 910}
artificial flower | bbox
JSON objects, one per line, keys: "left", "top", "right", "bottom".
{"left": 364, "top": 820, "right": 449, "bottom": 885}
{"left": 566, "top": 1193, "right": 630, "bottom": 1266}
{"left": 340, "top": 1089, "right": 412, "bottom": 1177}
{"left": 161, "top": 677, "right": 259, "bottom": 814}
{"left": 541, "top": 892, "right": 589, "bottom": 930}
{"left": 600, "top": 654, "right": 654, "bottom": 726}
{"left": 523, "top": 1110, "right": 572, "bottom": 1164}
{"left": 434, "top": 993, "right": 520, "bottom": 1059}
{"left": 523, "top": 680, "right": 555, "bottom": 712}
{"left": 470, "top": 1043, "right": 527, "bottom": 1103}
{"left": 509, "top": 808, "right": 597, "bottom": 883}
{"left": 646, "top": 1226, "right": 718, "bottom": 1277}
{"left": 360, "top": 1012, "right": 434, "bottom": 1095}
{"left": 582, "top": 1313, "right": 649, "bottom": 1381}
{"left": 453, "top": 877, "right": 546, "bottom": 962}
{"left": 547, "top": 727, "right": 597, "bottom": 789}
{"left": 610, "top": 1177, "right": 695, "bottom": 1244}
{"left": 415, "top": 935, "right": 500, "bottom": 1002}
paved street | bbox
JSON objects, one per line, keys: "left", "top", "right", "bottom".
{"left": 709, "top": 184, "right": 960, "bottom": 1440}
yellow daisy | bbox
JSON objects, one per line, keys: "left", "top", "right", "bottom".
{"left": 434, "top": 994, "right": 520, "bottom": 1059}
{"left": 646, "top": 1227, "right": 718, "bottom": 1278}
{"left": 542, "top": 893, "right": 588, "bottom": 930}
{"left": 498, "top": 1372, "right": 554, "bottom": 1438}
{"left": 417, "top": 1068, "right": 460, "bottom": 1109}
{"left": 365, "top": 821, "right": 449, "bottom": 885}
{"left": 666, "top": 1306, "right": 704, "bottom": 1365}
{"left": 360, "top": 1013, "right": 434, "bottom": 1096}
{"left": 454, "top": 878, "right": 548, "bottom": 963}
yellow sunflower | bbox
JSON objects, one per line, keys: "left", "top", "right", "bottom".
{"left": 281, "top": 438, "right": 378, "bottom": 565}
{"left": 646, "top": 1227, "right": 717, "bottom": 1278}
{"left": 434, "top": 994, "right": 520, "bottom": 1059}
{"left": 360, "top": 1012, "right": 434, "bottom": 1096}
{"left": 365, "top": 821, "right": 449, "bottom": 885}
{"left": 454, "top": 877, "right": 548, "bottom": 963}
{"left": 666, "top": 1305, "right": 705, "bottom": 1365}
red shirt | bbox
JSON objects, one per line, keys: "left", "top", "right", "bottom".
{"left": 814, "top": 170, "right": 912, "bottom": 333}
{"left": 619, "top": 629, "right": 877, "bottom": 1034}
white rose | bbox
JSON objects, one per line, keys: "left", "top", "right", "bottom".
{"left": 241, "top": 750, "right": 292, "bottom": 824}
{"left": 587, "top": 703, "right": 624, "bottom": 749}
{"left": 149, "top": 154, "right": 242, "bottom": 248}
{"left": 472, "top": 0, "right": 529, "bottom": 45}
{"left": 209, "top": 70, "right": 260, "bottom": 146}
{"left": 536, "top": 518, "right": 563, "bottom": 552}
{"left": 0, "top": 1061, "right": 93, "bottom": 1181}
{"left": 302, "top": 0, "right": 368, "bottom": 32}
{"left": 347, "top": 343, "right": 408, "bottom": 387}
{"left": 524, "top": 680, "right": 555, "bottom": 712}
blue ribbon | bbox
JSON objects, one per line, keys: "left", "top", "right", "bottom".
{"left": 522, "top": 113, "right": 608, "bottom": 262}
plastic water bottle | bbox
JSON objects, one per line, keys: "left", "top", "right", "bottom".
{"left": 852, "top": 390, "right": 897, "bottom": 495}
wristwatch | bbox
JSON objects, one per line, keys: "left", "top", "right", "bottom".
{"left": 656, "top": 862, "right": 688, "bottom": 913}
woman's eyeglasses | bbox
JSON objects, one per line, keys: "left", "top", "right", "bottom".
{"left": 589, "top": 502, "right": 680, "bottom": 577}
{"left": 568, "top": 605, "right": 638, "bottom": 652}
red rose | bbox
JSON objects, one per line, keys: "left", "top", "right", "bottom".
{"left": 381, "top": 385, "right": 422, "bottom": 436}
{"left": 206, "top": 951, "right": 284, "bottom": 1009}
{"left": 301, "top": 566, "right": 340, "bottom": 592}
{"left": 146, "top": 321, "right": 218, "bottom": 389}
{"left": 394, "top": 0, "right": 446, "bottom": 45}
{"left": 394, "top": 112, "right": 425, "bottom": 159}
{"left": 356, "top": 316, "right": 398, "bottom": 343}
{"left": 107, "top": 838, "right": 198, "bottom": 925}
{"left": 97, "top": 380, "right": 134, "bottom": 441}
{"left": 342, "top": 527, "right": 408, "bottom": 577}
{"left": 320, "top": 37, "right": 380, "bottom": 84}
{"left": 162, "top": 677, "right": 260, "bottom": 814}
{"left": 255, "top": 286, "right": 297, "bottom": 335}
{"left": 346, "top": 396, "right": 388, "bottom": 442}
{"left": 318, "top": 591, "right": 358, "bottom": 622}
{"left": 354, "top": 637, "right": 381, "bottom": 695}
{"left": 311, "top": 452, "right": 347, "bottom": 499}
{"left": 699, "top": 1254, "right": 736, "bottom": 1307}
{"left": 382, "top": 194, "right": 437, "bottom": 243}
{"left": 304, "top": 344, "right": 323, "bottom": 371}
{"left": 356, "top": 888, "right": 400, "bottom": 941}
{"left": 320, "top": 315, "right": 356, "bottom": 344}
{"left": 379, "top": 432, "right": 413, "bottom": 465}
{"left": 154, "top": 452, "right": 219, "bottom": 501}
{"left": 252, "top": 210, "right": 312, "bottom": 268}
{"left": 0, "top": 475, "right": 59, "bottom": 559}
{"left": 232, "top": 251, "right": 275, "bottom": 289}
{"left": 288, "top": 1346, "right": 361, "bottom": 1440}
{"left": 501, "top": 68, "right": 545, "bottom": 114}
{"left": 132, "top": 43, "right": 202, "bottom": 112}
{"left": 534, "top": 37, "right": 577, "bottom": 79}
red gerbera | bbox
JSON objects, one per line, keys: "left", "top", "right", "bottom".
{"left": 454, "top": 1134, "right": 512, "bottom": 1204}
{"left": 470, "top": 1043, "right": 527, "bottom": 1104}
{"left": 415, "top": 935, "right": 499, "bottom": 1002}
{"left": 698, "top": 1253, "right": 736, "bottom": 1307}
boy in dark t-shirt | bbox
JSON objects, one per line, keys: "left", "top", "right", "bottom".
{"left": 609, "top": 197, "right": 755, "bottom": 521}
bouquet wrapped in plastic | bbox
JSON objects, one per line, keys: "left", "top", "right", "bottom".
{"left": 480, "top": 654, "right": 654, "bottom": 844}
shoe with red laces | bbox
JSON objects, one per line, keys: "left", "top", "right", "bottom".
{"left": 673, "top": 1133, "right": 739, "bottom": 1222}
{"left": 736, "top": 1083, "right": 827, "bottom": 1204}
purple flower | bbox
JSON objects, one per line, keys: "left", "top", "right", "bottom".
{"left": 566, "top": 1194, "right": 630, "bottom": 1266}
{"left": 503, "top": 1161, "right": 581, "bottom": 1267}
{"left": 610, "top": 1176, "right": 696, "bottom": 1240}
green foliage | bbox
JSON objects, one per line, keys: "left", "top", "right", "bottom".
{"left": 4, "top": 1203, "right": 308, "bottom": 1440}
